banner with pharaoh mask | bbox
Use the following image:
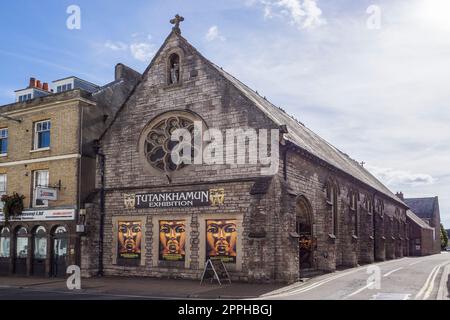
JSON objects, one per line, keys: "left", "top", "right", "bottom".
{"left": 117, "top": 221, "right": 142, "bottom": 259}
{"left": 206, "top": 219, "right": 237, "bottom": 263}
{"left": 159, "top": 220, "right": 186, "bottom": 261}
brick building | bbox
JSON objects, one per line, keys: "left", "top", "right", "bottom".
{"left": 0, "top": 64, "right": 140, "bottom": 277}
{"left": 406, "top": 210, "right": 434, "bottom": 256}
{"left": 78, "top": 18, "right": 440, "bottom": 284}
{"left": 404, "top": 196, "right": 442, "bottom": 255}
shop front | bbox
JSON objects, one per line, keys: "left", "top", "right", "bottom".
{"left": 0, "top": 208, "right": 78, "bottom": 277}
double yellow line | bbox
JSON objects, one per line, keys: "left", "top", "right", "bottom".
{"left": 415, "top": 261, "right": 450, "bottom": 300}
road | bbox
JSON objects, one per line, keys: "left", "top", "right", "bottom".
{"left": 260, "top": 252, "right": 450, "bottom": 300}
{"left": 0, "top": 253, "right": 448, "bottom": 300}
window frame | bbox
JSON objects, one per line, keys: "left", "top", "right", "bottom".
{"left": 0, "top": 128, "right": 8, "bottom": 156}
{"left": 0, "top": 227, "right": 10, "bottom": 258}
{"left": 32, "top": 170, "right": 49, "bottom": 208}
{"left": 0, "top": 174, "right": 7, "bottom": 210}
{"left": 33, "top": 120, "right": 51, "bottom": 150}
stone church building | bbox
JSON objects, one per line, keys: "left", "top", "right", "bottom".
{"left": 81, "top": 17, "right": 433, "bottom": 283}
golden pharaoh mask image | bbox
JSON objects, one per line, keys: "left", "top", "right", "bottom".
{"left": 206, "top": 219, "right": 237, "bottom": 263}
{"left": 159, "top": 220, "right": 186, "bottom": 261}
{"left": 118, "top": 221, "right": 142, "bottom": 259}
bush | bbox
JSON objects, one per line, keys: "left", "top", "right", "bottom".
{"left": 1, "top": 193, "right": 25, "bottom": 224}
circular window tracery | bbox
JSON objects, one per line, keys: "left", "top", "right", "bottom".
{"left": 142, "top": 112, "right": 203, "bottom": 174}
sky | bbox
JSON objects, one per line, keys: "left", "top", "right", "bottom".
{"left": 0, "top": 0, "right": 449, "bottom": 226}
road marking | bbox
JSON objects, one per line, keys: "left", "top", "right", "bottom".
{"left": 383, "top": 267, "right": 403, "bottom": 277}
{"left": 415, "top": 261, "right": 450, "bottom": 300}
{"left": 415, "top": 263, "right": 441, "bottom": 300}
{"left": 409, "top": 261, "right": 423, "bottom": 266}
{"left": 344, "top": 266, "right": 404, "bottom": 299}
{"left": 345, "top": 282, "right": 373, "bottom": 299}
{"left": 437, "top": 264, "right": 450, "bottom": 300}
{"left": 259, "top": 258, "right": 408, "bottom": 299}
{"left": 423, "top": 262, "right": 448, "bottom": 300}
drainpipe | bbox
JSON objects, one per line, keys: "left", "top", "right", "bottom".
{"left": 372, "top": 192, "right": 377, "bottom": 261}
{"left": 93, "top": 140, "right": 105, "bottom": 277}
{"left": 283, "top": 146, "right": 288, "bottom": 181}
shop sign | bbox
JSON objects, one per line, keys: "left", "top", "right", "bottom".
{"left": 123, "top": 188, "right": 225, "bottom": 209}
{"left": 36, "top": 187, "right": 58, "bottom": 201}
{"left": 0, "top": 209, "right": 75, "bottom": 222}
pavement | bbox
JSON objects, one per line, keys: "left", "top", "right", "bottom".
{"left": 0, "top": 275, "right": 284, "bottom": 300}
{"left": 0, "top": 253, "right": 449, "bottom": 300}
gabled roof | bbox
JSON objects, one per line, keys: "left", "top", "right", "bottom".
{"left": 99, "top": 30, "right": 407, "bottom": 207}
{"left": 404, "top": 197, "right": 437, "bottom": 219}
{"left": 406, "top": 210, "right": 434, "bottom": 230}
{"left": 203, "top": 61, "right": 405, "bottom": 206}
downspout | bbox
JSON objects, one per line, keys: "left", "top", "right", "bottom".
{"left": 93, "top": 140, "right": 105, "bottom": 277}
{"left": 75, "top": 104, "right": 84, "bottom": 268}
{"left": 372, "top": 191, "right": 377, "bottom": 261}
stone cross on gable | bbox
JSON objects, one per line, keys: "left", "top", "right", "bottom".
{"left": 170, "top": 14, "right": 185, "bottom": 34}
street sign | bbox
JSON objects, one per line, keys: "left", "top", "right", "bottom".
{"left": 36, "top": 187, "right": 58, "bottom": 201}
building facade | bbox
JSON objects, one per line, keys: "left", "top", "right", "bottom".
{"left": 404, "top": 197, "right": 442, "bottom": 254}
{"left": 81, "top": 21, "right": 439, "bottom": 284}
{"left": 0, "top": 17, "right": 441, "bottom": 283}
{"left": 0, "top": 64, "right": 140, "bottom": 277}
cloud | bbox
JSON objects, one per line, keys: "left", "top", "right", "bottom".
{"left": 206, "top": 25, "right": 226, "bottom": 42}
{"left": 252, "top": 0, "right": 326, "bottom": 29}
{"left": 104, "top": 35, "right": 156, "bottom": 62}
{"left": 130, "top": 42, "right": 155, "bottom": 62}
{"left": 366, "top": 165, "right": 435, "bottom": 188}
{"left": 104, "top": 41, "right": 128, "bottom": 51}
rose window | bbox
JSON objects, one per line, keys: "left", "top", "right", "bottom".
{"left": 143, "top": 114, "right": 201, "bottom": 173}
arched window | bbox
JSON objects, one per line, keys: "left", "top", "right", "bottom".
{"left": 33, "top": 226, "right": 47, "bottom": 260}
{"left": 362, "top": 193, "right": 373, "bottom": 214}
{"left": 168, "top": 53, "right": 181, "bottom": 85}
{"left": 16, "top": 227, "right": 28, "bottom": 259}
{"left": 0, "top": 227, "right": 10, "bottom": 258}
{"left": 348, "top": 188, "right": 360, "bottom": 236}
{"left": 55, "top": 226, "right": 67, "bottom": 234}
{"left": 325, "top": 178, "right": 340, "bottom": 236}
{"left": 375, "top": 198, "right": 384, "bottom": 217}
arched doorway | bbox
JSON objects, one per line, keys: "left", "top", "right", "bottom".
{"left": 0, "top": 227, "right": 11, "bottom": 275}
{"left": 296, "top": 196, "right": 314, "bottom": 274}
{"left": 32, "top": 226, "right": 47, "bottom": 277}
{"left": 14, "top": 227, "right": 28, "bottom": 275}
{"left": 51, "top": 226, "right": 68, "bottom": 277}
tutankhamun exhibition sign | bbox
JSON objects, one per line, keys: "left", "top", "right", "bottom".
{"left": 124, "top": 189, "right": 225, "bottom": 209}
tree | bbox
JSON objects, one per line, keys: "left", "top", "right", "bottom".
{"left": 440, "top": 223, "right": 448, "bottom": 250}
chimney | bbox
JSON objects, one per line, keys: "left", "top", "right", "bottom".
{"left": 42, "top": 83, "right": 49, "bottom": 91}
{"left": 36, "top": 80, "right": 42, "bottom": 89}
{"left": 29, "top": 77, "right": 36, "bottom": 88}
{"left": 396, "top": 192, "right": 404, "bottom": 201}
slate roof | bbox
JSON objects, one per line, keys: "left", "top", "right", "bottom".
{"left": 206, "top": 60, "right": 406, "bottom": 206}
{"left": 404, "top": 197, "right": 437, "bottom": 219}
{"left": 406, "top": 210, "right": 434, "bottom": 230}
